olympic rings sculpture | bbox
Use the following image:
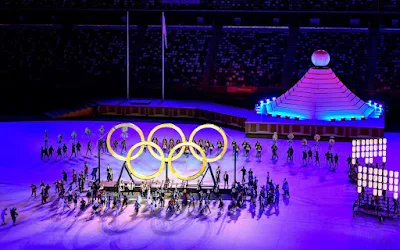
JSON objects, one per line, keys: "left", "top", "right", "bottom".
{"left": 106, "top": 123, "right": 228, "bottom": 181}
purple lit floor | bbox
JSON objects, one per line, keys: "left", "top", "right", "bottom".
{"left": 0, "top": 120, "right": 399, "bottom": 250}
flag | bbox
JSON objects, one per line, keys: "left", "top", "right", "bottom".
{"left": 162, "top": 13, "right": 168, "bottom": 49}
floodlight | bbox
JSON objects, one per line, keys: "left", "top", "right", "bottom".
{"left": 383, "top": 157, "right": 386, "bottom": 163}
{"left": 389, "top": 171, "right": 394, "bottom": 177}
{"left": 361, "top": 146, "right": 365, "bottom": 152}
{"left": 363, "top": 167, "right": 368, "bottom": 173}
{"left": 363, "top": 180, "right": 367, "bottom": 187}
{"left": 357, "top": 146, "right": 360, "bottom": 152}
{"left": 373, "top": 145, "right": 377, "bottom": 151}
{"left": 370, "top": 158, "right": 373, "bottom": 163}
{"left": 389, "top": 178, "right": 393, "bottom": 184}
{"left": 361, "top": 152, "right": 365, "bottom": 158}
{"left": 379, "top": 138, "right": 382, "bottom": 144}
{"left": 352, "top": 140, "right": 356, "bottom": 146}
{"left": 378, "top": 151, "right": 382, "bottom": 157}
{"left": 374, "top": 139, "right": 378, "bottom": 145}
{"left": 395, "top": 179, "right": 399, "bottom": 185}
{"left": 394, "top": 193, "right": 398, "bottom": 200}
{"left": 378, "top": 145, "right": 382, "bottom": 150}
{"left": 383, "top": 183, "right": 387, "bottom": 190}
{"left": 368, "top": 174, "right": 373, "bottom": 181}
{"left": 373, "top": 152, "right": 377, "bottom": 157}
{"left": 374, "top": 168, "right": 378, "bottom": 175}
{"left": 366, "top": 140, "right": 370, "bottom": 145}
{"left": 383, "top": 170, "right": 388, "bottom": 176}
{"left": 358, "top": 180, "right": 362, "bottom": 186}
{"left": 378, "top": 176, "right": 382, "bottom": 183}
{"left": 373, "top": 175, "right": 378, "bottom": 182}
{"left": 373, "top": 182, "right": 378, "bottom": 189}
{"left": 362, "top": 140, "right": 365, "bottom": 145}
{"left": 357, "top": 187, "right": 362, "bottom": 193}
{"left": 383, "top": 151, "right": 386, "bottom": 157}
{"left": 366, "top": 146, "right": 370, "bottom": 151}
{"left": 378, "top": 169, "right": 383, "bottom": 176}
{"left": 383, "top": 177, "right": 387, "bottom": 183}
{"left": 373, "top": 189, "right": 377, "bottom": 196}
{"left": 352, "top": 147, "right": 356, "bottom": 153}
{"left": 383, "top": 145, "right": 387, "bottom": 150}
{"left": 358, "top": 166, "right": 363, "bottom": 172}
{"left": 357, "top": 140, "right": 360, "bottom": 146}
{"left": 389, "top": 185, "right": 393, "bottom": 191}
{"left": 352, "top": 159, "right": 356, "bottom": 165}
{"left": 368, "top": 182, "right": 373, "bottom": 188}
{"left": 383, "top": 138, "right": 387, "bottom": 144}
{"left": 378, "top": 183, "right": 382, "bottom": 189}
{"left": 352, "top": 153, "right": 356, "bottom": 158}
{"left": 395, "top": 172, "right": 399, "bottom": 178}
{"left": 358, "top": 173, "right": 363, "bottom": 179}
{"left": 356, "top": 152, "right": 360, "bottom": 158}
{"left": 378, "top": 190, "right": 382, "bottom": 196}
{"left": 395, "top": 186, "right": 399, "bottom": 192}
{"left": 370, "top": 139, "right": 374, "bottom": 145}
{"left": 366, "top": 152, "right": 370, "bottom": 157}
{"left": 363, "top": 174, "right": 367, "bottom": 180}
{"left": 369, "top": 168, "right": 373, "bottom": 174}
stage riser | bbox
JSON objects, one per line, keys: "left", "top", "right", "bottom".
{"left": 245, "top": 122, "right": 384, "bottom": 140}
{"left": 99, "top": 105, "right": 246, "bottom": 130}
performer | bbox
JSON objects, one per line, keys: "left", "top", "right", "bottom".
{"left": 106, "top": 164, "right": 113, "bottom": 181}
{"left": 99, "top": 125, "right": 105, "bottom": 138}
{"left": 231, "top": 140, "right": 237, "bottom": 154}
{"left": 121, "top": 139, "right": 127, "bottom": 153}
{"left": 334, "top": 153, "right": 339, "bottom": 168}
{"left": 209, "top": 142, "right": 214, "bottom": 156}
{"left": 315, "top": 150, "right": 320, "bottom": 165}
{"left": 72, "top": 169, "right": 77, "bottom": 186}
{"left": 272, "top": 144, "right": 278, "bottom": 160}
{"left": 216, "top": 166, "right": 221, "bottom": 183}
{"left": 70, "top": 143, "right": 77, "bottom": 159}
{"left": 62, "top": 144, "right": 68, "bottom": 158}
{"left": 71, "top": 131, "right": 77, "bottom": 144}
{"left": 282, "top": 178, "right": 290, "bottom": 198}
{"left": 245, "top": 143, "right": 251, "bottom": 161}
{"left": 162, "top": 140, "right": 167, "bottom": 154}
{"left": 256, "top": 144, "right": 262, "bottom": 162}
{"left": 302, "top": 151, "right": 307, "bottom": 165}
{"left": 86, "top": 141, "right": 92, "bottom": 156}
{"left": 307, "top": 148, "right": 312, "bottom": 162}
{"left": 48, "top": 145, "right": 54, "bottom": 158}
{"left": 30, "top": 184, "right": 37, "bottom": 198}
{"left": 134, "top": 200, "right": 141, "bottom": 213}
{"left": 85, "top": 127, "right": 91, "bottom": 138}
{"left": 112, "top": 139, "right": 118, "bottom": 150}
{"left": 217, "top": 139, "right": 223, "bottom": 153}
{"left": 58, "top": 134, "right": 63, "bottom": 147}
{"left": 10, "top": 207, "right": 18, "bottom": 226}
{"left": 241, "top": 141, "right": 248, "bottom": 156}
{"left": 223, "top": 171, "right": 229, "bottom": 189}
{"left": 169, "top": 138, "right": 175, "bottom": 152}
{"left": 1, "top": 208, "right": 7, "bottom": 226}
{"left": 152, "top": 136, "right": 159, "bottom": 145}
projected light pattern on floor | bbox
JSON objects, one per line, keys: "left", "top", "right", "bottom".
{"left": 255, "top": 50, "right": 380, "bottom": 121}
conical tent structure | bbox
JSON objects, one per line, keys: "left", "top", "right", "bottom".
{"left": 263, "top": 50, "right": 374, "bottom": 121}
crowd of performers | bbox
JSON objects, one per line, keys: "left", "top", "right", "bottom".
{"left": 40, "top": 128, "right": 340, "bottom": 173}
{"left": 22, "top": 163, "right": 291, "bottom": 223}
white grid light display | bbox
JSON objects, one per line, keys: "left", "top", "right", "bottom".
{"left": 357, "top": 166, "right": 398, "bottom": 199}
{"left": 351, "top": 138, "right": 387, "bottom": 165}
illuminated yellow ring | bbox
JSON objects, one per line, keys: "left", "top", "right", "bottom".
{"left": 126, "top": 141, "right": 165, "bottom": 180}
{"left": 168, "top": 142, "right": 207, "bottom": 181}
{"left": 147, "top": 123, "right": 186, "bottom": 161}
{"left": 188, "top": 124, "right": 228, "bottom": 163}
{"left": 106, "top": 123, "right": 145, "bottom": 161}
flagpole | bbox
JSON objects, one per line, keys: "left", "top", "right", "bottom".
{"left": 126, "top": 11, "right": 130, "bottom": 100}
{"left": 162, "top": 12, "right": 165, "bottom": 101}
